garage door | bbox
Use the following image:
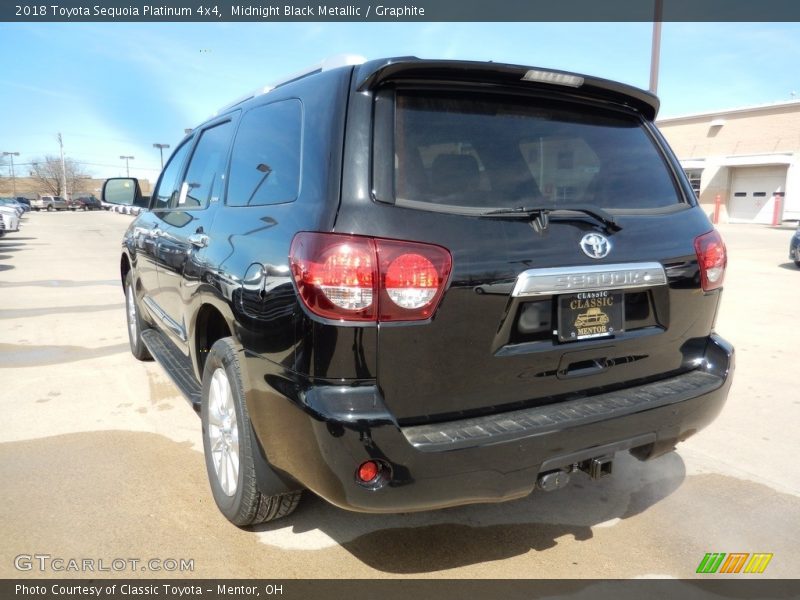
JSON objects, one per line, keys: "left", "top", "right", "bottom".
{"left": 729, "top": 166, "right": 787, "bottom": 223}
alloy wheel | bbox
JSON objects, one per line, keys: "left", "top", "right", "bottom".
{"left": 207, "top": 368, "right": 240, "bottom": 497}
{"left": 126, "top": 284, "right": 138, "bottom": 342}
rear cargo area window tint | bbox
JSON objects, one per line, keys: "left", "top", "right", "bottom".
{"left": 227, "top": 100, "right": 302, "bottom": 207}
{"left": 393, "top": 92, "right": 681, "bottom": 211}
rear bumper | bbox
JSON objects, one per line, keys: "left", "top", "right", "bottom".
{"left": 247, "top": 334, "right": 734, "bottom": 513}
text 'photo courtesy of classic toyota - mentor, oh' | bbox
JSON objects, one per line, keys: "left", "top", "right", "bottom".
{"left": 103, "top": 55, "right": 734, "bottom": 527}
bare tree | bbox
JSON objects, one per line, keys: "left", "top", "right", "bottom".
{"left": 28, "top": 155, "right": 91, "bottom": 197}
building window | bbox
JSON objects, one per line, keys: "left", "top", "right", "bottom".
{"left": 684, "top": 169, "right": 702, "bottom": 198}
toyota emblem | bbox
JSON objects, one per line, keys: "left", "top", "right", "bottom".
{"left": 579, "top": 233, "right": 612, "bottom": 259}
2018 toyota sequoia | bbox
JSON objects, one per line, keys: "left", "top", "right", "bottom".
{"left": 107, "top": 56, "right": 734, "bottom": 526}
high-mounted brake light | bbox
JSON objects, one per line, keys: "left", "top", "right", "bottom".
{"left": 290, "top": 232, "right": 452, "bottom": 322}
{"left": 694, "top": 229, "right": 727, "bottom": 292}
{"left": 521, "top": 69, "right": 584, "bottom": 88}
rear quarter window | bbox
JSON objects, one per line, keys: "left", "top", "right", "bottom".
{"left": 377, "top": 90, "right": 683, "bottom": 213}
{"left": 227, "top": 99, "right": 303, "bottom": 207}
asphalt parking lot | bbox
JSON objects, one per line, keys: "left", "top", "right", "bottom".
{"left": 1, "top": 211, "right": 798, "bottom": 579}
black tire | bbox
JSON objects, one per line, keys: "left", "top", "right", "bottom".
{"left": 124, "top": 271, "right": 152, "bottom": 361}
{"left": 201, "top": 338, "right": 301, "bottom": 526}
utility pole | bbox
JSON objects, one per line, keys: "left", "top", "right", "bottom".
{"left": 153, "top": 143, "right": 170, "bottom": 169}
{"left": 649, "top": 0, "right": 663, "bottom": 94}
{"left": 120, "top": 155, "right": 134, "bottom": 177}
{"left": 2, "top": 151, "right": 20, "bottom": 197}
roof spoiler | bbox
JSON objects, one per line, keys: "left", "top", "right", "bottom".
{"left": 355, "top": 58, "right": 660, "bottom": 120}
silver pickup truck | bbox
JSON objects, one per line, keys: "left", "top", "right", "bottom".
{"left": 31, "top": 195, "right": 69, "bottom": 211}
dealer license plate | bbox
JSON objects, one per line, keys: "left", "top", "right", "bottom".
{"left": 558, "top": 290, "right": 624, "bottom": 342}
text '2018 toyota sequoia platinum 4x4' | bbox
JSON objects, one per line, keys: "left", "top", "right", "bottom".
{"left": 107, "top": 56, "right": 733, "bottom": 526}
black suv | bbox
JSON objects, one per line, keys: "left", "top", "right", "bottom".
{"left": 107, "top": 57, "right": 733, "bottom": 526}
{"left": 69, "top": 194, "right": 103, "bottom": 210}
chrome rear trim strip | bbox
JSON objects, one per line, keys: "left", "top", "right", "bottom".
{"left": 512, "top": 262, "right": 667, "bottom": 297}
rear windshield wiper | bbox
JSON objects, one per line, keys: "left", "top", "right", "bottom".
{"left": 480, "top": 204, "right": 622, "bottom": 232}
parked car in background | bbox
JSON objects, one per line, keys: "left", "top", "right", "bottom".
{"left": 790, "top": 222, "right": 800, "bottom": 267}
{"left": 14, "top": 197, "right": 32, "bottom": 212}
{"left": 69, "top": 195, "right": 103, "bottom": 211}
{"left": 109, "top": 56, "right": 733, "bottom": 527}
{"left": 0, "top": 204, "right": 21, "bottom": 237}
{"left": 31, "top": 195, "right": 70, "bottom": 211}
{"left": 0, "top": 197, "right": 26, "bottom": 217}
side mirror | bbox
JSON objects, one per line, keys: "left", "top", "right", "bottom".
{"left": 102, "top": 178, "right": 147, "bottom": 210}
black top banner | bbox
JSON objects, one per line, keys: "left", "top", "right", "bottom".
{"left": 4, "top": 0, "right": 800, "bottom": 22}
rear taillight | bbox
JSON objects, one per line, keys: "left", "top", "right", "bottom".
{"left": 694, "top": 229, "right": 727, "bottom": 291}
{"left": 289, "top": 234, "right": 377, "bottom": 321}
{"left": 290, "top": 232, "right": 452, "bottom": 322}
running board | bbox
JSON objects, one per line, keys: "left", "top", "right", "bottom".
{"left": 140, "top": 329, "right": 201, "bottom": 411}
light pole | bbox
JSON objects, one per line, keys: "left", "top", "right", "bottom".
{"left": 2, "top": 151, "right": 20, "bottom": 197}
{"left": 57, "top": 133, "right": 68, "bottom": 199}
{"left": 649, "top": 0, "right": 663, "bottom": 94}
{"left": 120, "top": 155, "right": 134, "bottom": 177}
{"left": 153, "top": 143, "right": 170, "bottom": 169}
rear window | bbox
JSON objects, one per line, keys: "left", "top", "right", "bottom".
{"left": 381, "top": 91, "right": 682, "bottom": 212}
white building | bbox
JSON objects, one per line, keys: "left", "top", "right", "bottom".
{"left": 657, "top": 100, "right": 800, "bottom": 223}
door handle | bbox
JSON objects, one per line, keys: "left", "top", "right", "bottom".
{"left": 188, "top": 233, "right": 209, "bottom": 248}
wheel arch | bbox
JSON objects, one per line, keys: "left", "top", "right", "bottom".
{"left": 120, "top": 252, "right": 132, "bottom": 291}
{"left": 191, "top": 300, "right": 236, "bottom": 380}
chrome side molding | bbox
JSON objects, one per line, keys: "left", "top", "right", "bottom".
{"left": 511, "top": 262, "right": 667, "bottom": 297}
{"left": 142, "top": 295, "right": 187, "bottom": 342}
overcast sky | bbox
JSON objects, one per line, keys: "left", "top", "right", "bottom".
{"left": 1, "top": 22, "right": 798, "bottom": 181}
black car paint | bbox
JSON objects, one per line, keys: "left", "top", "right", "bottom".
{"left": 120, "top": 58, "right": 733, "bottom": 513}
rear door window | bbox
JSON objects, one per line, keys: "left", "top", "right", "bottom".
{"left": 382, "top": 91, "right": 682, "bottom": 213}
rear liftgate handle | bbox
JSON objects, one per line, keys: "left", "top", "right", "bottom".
{"left": 557, "top": 357, "right": 611, "bottom": 379}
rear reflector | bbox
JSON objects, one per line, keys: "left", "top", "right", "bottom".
{"left": 357, "top": 460, "right": 380, "bottom": 483}
{"left": 694, "top": 229, "right": 727, "bottom": 291}
{"left": 290, "top": 232, "right": 452, "bottom": 322}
